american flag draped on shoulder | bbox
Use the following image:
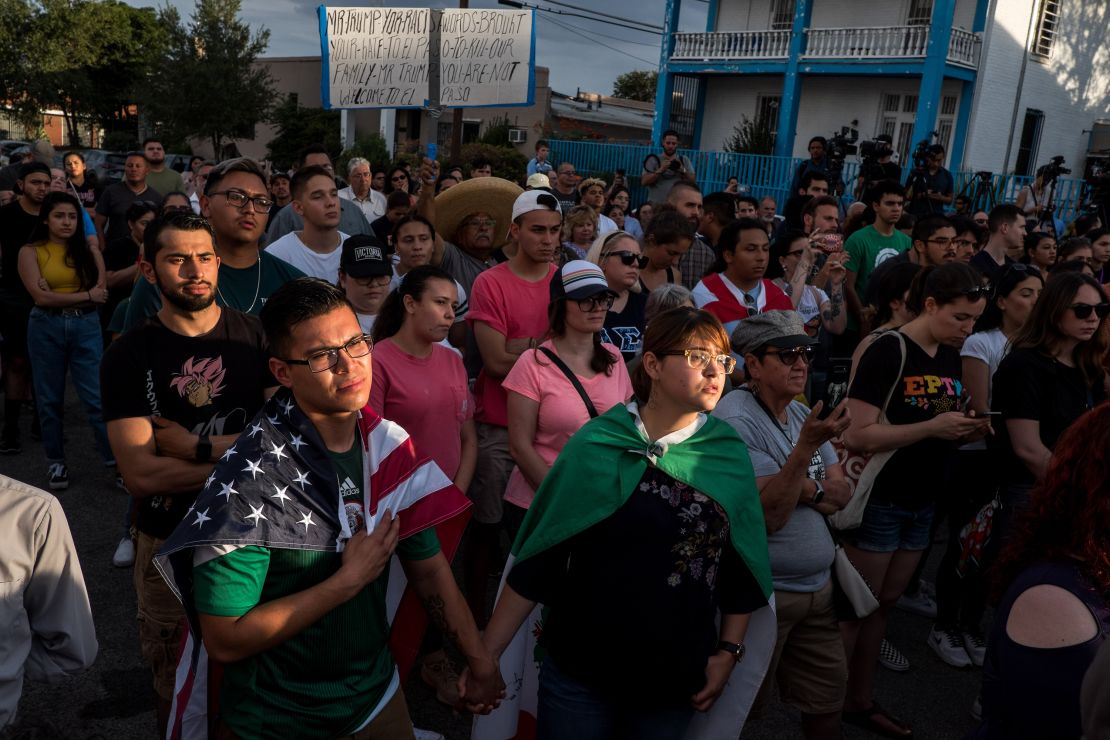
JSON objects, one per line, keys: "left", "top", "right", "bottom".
{"left": 154, "top": 387, "right": 471, "bottom": 740}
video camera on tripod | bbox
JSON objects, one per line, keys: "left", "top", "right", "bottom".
{"left": 1040, "top": 155, "right": 1071, "bottom": 183}
{"left": 824, "top": 131, "right": 857, "bottom": 195}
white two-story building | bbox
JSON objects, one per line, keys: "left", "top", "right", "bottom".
{"left": 652, "top": 0, "right": 1110, "bottom": 177}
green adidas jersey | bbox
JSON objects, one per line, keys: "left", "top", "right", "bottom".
{"left": 192, "top": 439, "right": 439, "bottom": 738}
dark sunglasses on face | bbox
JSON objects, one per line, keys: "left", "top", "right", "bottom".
{"left": 762, "top": 346, "right": 816, "bottom": 366}
{"left": 1070, "top": 302, "right": 1110, "bottom": 320}
{"left": 576, "top": 294, "right": 616, "bottom": 311}
{"left": 603, "top": 250, "right": 649, "bottom": 269}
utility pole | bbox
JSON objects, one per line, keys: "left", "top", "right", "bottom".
{"left": 450, "top": 0, "right": 469, "bottom": 161}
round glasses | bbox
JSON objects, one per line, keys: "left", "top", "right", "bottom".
{"left": 657, "top": 348, "right": 737, "bottom": 374}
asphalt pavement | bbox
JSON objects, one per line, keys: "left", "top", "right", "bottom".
{"left": 2, "top": 389, "right": 982, "bottom": 739}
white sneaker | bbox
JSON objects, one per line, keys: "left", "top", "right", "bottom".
{"left": 928, "top": 626, "right": 972, "bottom": 668}
{"left": 962, "top": 630, "right": 987, "bottom": 666}
{"left": 112, "top": 537, "right": 135, "bottom": 568}
{"left": 413, "top": 730, "right": 444, "bottom": 740}
{"left": 897, "top": 589, "right": 938, "bottom": 618}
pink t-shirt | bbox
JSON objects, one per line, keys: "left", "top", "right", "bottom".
{"left": 502, "top": 340, "right": 632, "bottom": 509}
{"left": 369, "top": 339, "right": 473, "bottom": 480}
{"left": 466, "top": 262, "right": 557, "bottom": 427}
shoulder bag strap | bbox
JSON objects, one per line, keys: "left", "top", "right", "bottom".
{"left": 878, "top": 331, "right": 908, "bottom": 422}
{"left": 538, "top": 346, "right": 598, "bottom": 418}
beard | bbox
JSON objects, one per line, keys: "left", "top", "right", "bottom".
{"left": 156, "top": 274, "right": 217, "bottom": 312}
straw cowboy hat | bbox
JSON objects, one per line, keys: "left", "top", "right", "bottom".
{"left": 434, "top": 177, "right": 524, "bottom": 248}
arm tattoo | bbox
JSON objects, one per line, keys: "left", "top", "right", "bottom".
{"left": 823, "top": 286, "right": 845, "bottom": 322}
{"left": 782, "top": 281, "right": 793, "bottom": 297}
{"left": 421, "top": 593, "right": 460, "bottom": 648}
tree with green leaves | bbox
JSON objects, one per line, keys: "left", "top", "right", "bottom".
{"left": 141, "top": 0, "right": 275, "bottom": 156}
{"left": 266, "top": 95, "right": 341, "bottom": 170}
{"left": 724, "top": 114, "right": 776, "bottom": 155}
{"left": 612, "top": 70, "right": 658, "bottom": 102}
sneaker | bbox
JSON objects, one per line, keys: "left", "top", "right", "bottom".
{"left": 112, "top": 537, "right": 135, "bottom": 568}
{"left": 928, "top": 626, "right": 972, "bottom": 668}
{"left": 970, "top": 695, "right": 982, "bottom": 722}
{"left": 0, "top": 437, "right": 20, "bottom": 455}
{"left": 47, "top": 463, "right": 68, "bottom": 491}
{"left": 919, "top": 579, "right": 936, "bottom": 598}
{"left": 962, "top": 630, "right": 987, "bottom": 666}
{"left": 413, "top": 730, "right": 444, "bottom": 740}
{"left": 897, "top": 589, "right": 938, "bottom": 618}
{"left": 878, "top": 638, "right": 910, "bottom": 672}
{"left": 420, "top": 650, "right": 461, "bottom": 706}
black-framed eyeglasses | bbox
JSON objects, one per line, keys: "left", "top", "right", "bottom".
{"left": 575, "top": 294, "right": 616, "bottom": 311}
{"left": 657, "top": 348, "right": 737, "bottom": 374}
{"left": 603, "top": 250, "right": 648, "bottom": 268}
{"left": 280, "top": 334, "right": 373, "bottom": 373}
{"left": 210, "top": 190, "right": 274, "bottom": 213}
{"left": 761, "top": 346, "right": 816, "bottom": 367}
{"left": 1070, "top": 302, "right": 1110, "bottom": 320}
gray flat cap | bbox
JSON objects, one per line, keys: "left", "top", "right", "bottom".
{"left": 730, "top": 310, "right": 818, "bottom": 356}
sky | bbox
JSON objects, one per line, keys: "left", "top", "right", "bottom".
{"left": 125, "top": 0, "right": 709, "bottom": 96}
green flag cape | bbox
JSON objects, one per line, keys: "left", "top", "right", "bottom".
{"left": 512, "top": 403, "right": 773, "bottom": 600}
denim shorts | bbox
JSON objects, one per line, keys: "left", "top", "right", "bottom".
{"left": 850, "top": 499, "right": 935, "bottom": 553}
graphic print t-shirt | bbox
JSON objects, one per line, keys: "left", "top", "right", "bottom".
{"left": 601, "top": 291, "right": 647, "bottom": 363}
{"left": 848, "top": 331, "right": 964, "bottom": 509}
{"left": 100, "top": 309, "right": 275, "bottom": 538}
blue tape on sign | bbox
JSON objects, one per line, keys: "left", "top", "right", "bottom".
{"left": 318, "top": 6, "right": 331, "bottom": 110}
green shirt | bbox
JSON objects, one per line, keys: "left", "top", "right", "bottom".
{"left": 192, "top": 440, "right": 440, "bottom": 739}
{"left": 146, "top": 168, "right": 185, "bottom": 198}
{"left": 123, "top": 252, "right": 304, "bottom": 331}
{"left": 843, "top": 225, "right": 912, "bottom": 330}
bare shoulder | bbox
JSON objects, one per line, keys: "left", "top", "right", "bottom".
{"left": 1006, "top": 584, "right": 1099, "bottom": 648}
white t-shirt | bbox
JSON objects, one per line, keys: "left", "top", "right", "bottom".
{"left": 959, "top": 327, "right": 1009, "bottom": 450}
{"left": 264, "top": 230, "right": 349, "bottom": 284}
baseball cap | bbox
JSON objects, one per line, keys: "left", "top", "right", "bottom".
{"left": 730, "top": 310, "right": 817, "bottom": 356}
{"left": 525, "top": 173, "right": 550, "bottom": 189}
{"left": 550, "top": 260, "right": 615, "bottom": 301}
{"left": 340, "top": 234, "right": 392, "bottom": 278}
{"left": 512, "top": 190, "right": 561, "bottom": 222}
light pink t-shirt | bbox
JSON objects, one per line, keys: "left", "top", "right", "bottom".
{"left": 466, "top": 262, "right": 556, "bottom": 427}
{"left": 501, "top": 340, "right": 632, "bottom": 509}
{"left": 369, "top": 339, "right": 473, "bottom": 480}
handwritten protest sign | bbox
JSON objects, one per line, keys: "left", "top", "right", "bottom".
{"left": 318, "top": 6, "right": 534, "bottom": 109}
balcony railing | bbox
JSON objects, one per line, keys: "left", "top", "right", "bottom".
{"left": 947, "top": 28, "right": 981, "bottom": 68}
{"left": 671, "top": 30, "right": 791, "bottom": 60}
{"left": 669, "top": 27, "right": 982, "bottom": 68}
{"left": 804, "top": 26, "right": 929, "bottom": 58}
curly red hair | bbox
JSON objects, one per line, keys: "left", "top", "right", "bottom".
{"left": 992, "top": 402, "right": 1110, "bottom": 602}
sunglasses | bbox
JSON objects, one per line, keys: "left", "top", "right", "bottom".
{"left": 576, "top": 294, "right": 616, "bottom": 311}
{"left": 761, "top": 346, "right": 816, "bottom": 366}
{"left": 603, "top": 250, "right": 648, "bottom": 269}
{"left": 938, "top": 284, "right": 992, "bottom": 301}
{"left": 1070, "top": 302, "right": 1110, "bottom": 320}
{"left": 1002, "top": 263, "right": 1042, "bottom": 279}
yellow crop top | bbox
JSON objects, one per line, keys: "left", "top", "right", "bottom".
{"left": 34, "top": 242, "right": 83, "bottom": 294}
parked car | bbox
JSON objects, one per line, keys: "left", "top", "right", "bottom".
{"left": 0, "top": 140, "right": 30, "bottom": 166}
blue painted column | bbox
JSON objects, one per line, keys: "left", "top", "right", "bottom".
{"left": 773, "top": 0, "right": 813, "bottom": 159}
{"left": 910, "top": 0, "right": 957, "bottom": 154}
{"left": 651, "top": 0, "right": 682, "bottom": 144}
{"left": 949, "top": 79, "right": 976, "bottom": 169}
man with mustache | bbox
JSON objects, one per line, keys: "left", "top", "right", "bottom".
{"left": 101, "top": 211, "right": 277, "bottom": 737}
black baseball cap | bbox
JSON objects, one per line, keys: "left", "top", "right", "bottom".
{"left": 340, "top": 234, "right": 392, "bottom": 278}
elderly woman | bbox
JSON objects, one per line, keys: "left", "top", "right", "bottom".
{"left": 588, "top": 230, "right": 647, "bottom": 363}
{"left": 478, "top": 306, "right": 772, "bottom": 739}
{"left": 713, "top": 310, "right": 852, "bottom": 740}
{"left": 561, "top": 204, "right": 598, "bottom": 261}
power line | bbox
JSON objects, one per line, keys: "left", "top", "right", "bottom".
{"left": 540, "top": 13, "right": 662, "bottom": 47}
{"left": 536, "top": 0, "right": 662, "bottom": 30}
{"left": 498, "top": 0, "right": 663, "bottom": 36}
{"left": 543, "top": 15, "right": 661, "bottom": 66}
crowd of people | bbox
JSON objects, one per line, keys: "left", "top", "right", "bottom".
{"left": 1, "top": 129, "right": 1108, "bottom": 740}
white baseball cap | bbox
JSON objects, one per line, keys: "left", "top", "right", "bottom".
{"left": 511, "top": 190, "right": 562, "bottom": 222}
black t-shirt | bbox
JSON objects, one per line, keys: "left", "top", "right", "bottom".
{"left": 991, "top": 348, "right": 1103, "bottom": 485}
{"left": 969, "top": 250, "right": 1014, "bottom": 285}
{"left": 103, "top": 236, "right": 140, "bottom": 325}
{"left": 507, "top": 465, "right": 763, "bottom": 705}
{"left": 69, "top": 178, "right": 99, "bottom": 210}
{"left": 96, "top": 182, "right": 162, "bottom": 244}
{"left": 782, "top": 194, "right": 811, "bottom": 231}
{"left": 906, "top": 167, "right": 954, "bottom": 217}
{"left": 0, "top": 200, "right": 40, "bottom": 298}
{"left": 601, "top": 291, "right": 647, "bottom": 363}
{"left": 848, "top": 331, "right": 965, "bottom": 509}
{"left": 370, "top": 215, "right": 394, "bottom": 249}
{"left": 100, "top": 309, "right": 275, "bottom": 538}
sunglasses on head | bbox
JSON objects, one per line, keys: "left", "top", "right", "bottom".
{"left": 939, "top": 284, "right": 992, "bottom": 301}
{"left": 603, "top": 250, "right": 648, "bottom": 268}
{"left": 1070, "top": 302, "right": 1110, "bottom": 320}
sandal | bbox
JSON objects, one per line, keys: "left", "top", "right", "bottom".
{"left": 843, "top": 701, "right": 914, "bottom": 739}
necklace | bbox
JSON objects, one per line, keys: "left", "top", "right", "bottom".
{"left": 216, "top": 255, "right": 263, "bottom": 314}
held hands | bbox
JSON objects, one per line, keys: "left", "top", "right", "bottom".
{"left": 456, "top": 656, "right": 507, "bottom": 714}
{"left": 335, "top": 511, "right": 400, "bottom": 597}
{"left": 691, "top": 652, "right": 734, "bottom": 712}
{"left": 89, "top": 286, "right": 108, "bottom": 303}
{"left": 798, "top": 401, "right": 852, "bottom": 449}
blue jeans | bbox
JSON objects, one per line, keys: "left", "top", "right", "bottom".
{"left": 537, "top": 657, "right": 695, "bottom": 740}
{"left": 26, "top": 307, "right": 113, "bottom": 465}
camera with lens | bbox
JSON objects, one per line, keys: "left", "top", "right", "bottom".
{"left": 858, "top": 139, "right": 893, "bottom": 161}
{"left": 668, "top": 158, "right": 682, "bottom": 171}
{"left": 1040, "top": 155, "right": 1071, "bottom": 182}
{"left": 911, "top": 139, "right": 932, "bottom": 172}
{"left": 826, "top": 133, "right": 854, "bottom": 179}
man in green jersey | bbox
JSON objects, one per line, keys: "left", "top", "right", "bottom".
{"left": 843, "top": 181, "right": 911, "bottom": 334}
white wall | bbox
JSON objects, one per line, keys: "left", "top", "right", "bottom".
{"left": 963, "top": 0, "right": 1110, "bottom": 173}
{"left": 712, "top": 0, "right": 978, "bottom": 31}
{"left": 700, "top": 77, "right": 768, "bottom": 148}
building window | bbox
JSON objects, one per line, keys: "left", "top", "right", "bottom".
{"left": 906, "top": 0, "right": 933, "bottom": 25}
{"left": 941, "top": 95, "right": 957, "bottom": 116}
{"left": 883, "top": 94, "right": 901, "bottom": 114}
{"left": 1015, "top": 109, "right": 1045, "bottom": 176}
{"left": 462, "top": 121, "right": 481, "bottom": 144}
{"left": 770, "top": 0, "right": 795, "bottom": 30}
{"left": 756, "top": 94, "right": 781, "bottom": 145}
{"left": 1032, "top": 0, "right": 1061, "bottom": 58}
{"left": 902, "top": 95, "right": 918, "bottom": 113}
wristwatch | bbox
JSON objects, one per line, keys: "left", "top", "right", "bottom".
{"left": 716, "top": 640, "right": 746, "bottom": 663}
{"left": 195, "top": 433, "right": 212, "bottom": 462}
{"left": 811, "top": 479, "right": 825, "bottom": 505}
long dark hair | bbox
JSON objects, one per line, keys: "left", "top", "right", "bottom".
{"left": 766, "top": 229, "right": 807, "bottom": 280}
{"left": 385, "top": 165, "right": 412, "bottom": 196}
{"left": 29, "top": 192, "right": 98, "bottom": 290}
{"left": 1010, "top": 271, "right": 1110, "bottom": 385}
{"left": 371, "top": 265, "right": 454, "bottom": 345}
{"left": 974, "top": 264, "right": 1043, "bottom": 333}
{"left": 542, "top": 297, "right": 618, "bottom": 376}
